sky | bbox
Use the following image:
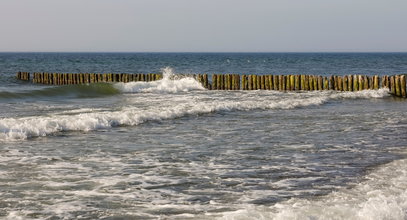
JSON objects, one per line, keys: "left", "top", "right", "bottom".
{"left": 0, "top": 0, "right": 406, "bottom": 52}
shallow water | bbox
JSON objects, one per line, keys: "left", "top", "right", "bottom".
{"left": 0, "top": 53, "right": 406, "bottom": 219}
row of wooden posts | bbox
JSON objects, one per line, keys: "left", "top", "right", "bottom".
{"left": 16, "top": 72, "right": 407, "bottom": 98}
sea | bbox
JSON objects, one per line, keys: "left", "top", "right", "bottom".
{"left": 0, "top": 52, "right": 406, "bottom": 220}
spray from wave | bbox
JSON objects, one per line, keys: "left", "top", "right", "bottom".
{"left": 114, "top": 67, "right": 205, "bottom": 93}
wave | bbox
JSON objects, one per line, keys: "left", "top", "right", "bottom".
{"left": 114, "top": 67, "right": 205, "bottom": 93}
{"left": 0, "top": 67, "right": 204, "bottom": 100}
{"left": 0, "top": 83, "right": 120, "bottom": 100}
{"left": 217, "top": 155, "right": 407, "bottom": 220}
{"left": 0, "top": 88, "right": 390, "bottom": 141}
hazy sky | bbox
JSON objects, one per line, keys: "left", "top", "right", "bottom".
{"left": 0, "top": 0, "right": 406, "bottom": 52}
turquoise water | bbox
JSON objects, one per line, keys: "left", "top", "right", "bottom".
{"left": 0, "top": 53, "right": 406, "bottom": 219}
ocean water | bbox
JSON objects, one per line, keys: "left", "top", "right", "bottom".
{"left": 0, "top": 53, "right": 407, "bottom": 219}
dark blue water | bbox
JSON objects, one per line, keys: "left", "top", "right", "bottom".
{"left": 1, "top": 53, "right": 407, "bottom": 79}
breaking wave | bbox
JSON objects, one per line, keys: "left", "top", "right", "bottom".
{"left": 0, "top": 87, "right": 390, "bottom": 141}
{"left": 114, "top": 67, "right": 205, "bottom": 93}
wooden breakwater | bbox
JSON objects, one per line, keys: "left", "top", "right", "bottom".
{"left": 16, "top": 72, "right": 407, "bottom": 98}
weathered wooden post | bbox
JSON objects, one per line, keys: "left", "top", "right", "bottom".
{"left": 212, "top": 74, "right": 218, "bottom": 90}
{"left": 269, "top": 75, "right": 274, "bottom": 90}
{"left": 241, "top": 75, "right": 247, "bottom": 90}
{"left": 395, "top": 75, "right": 401, "bottom": 96}
{"left": 255, "top": 75, "right": 260, "bottom": 90}
{"left": 368, "top": 76, "right": 373, "bottom": 90}
{"left": 273, "top": 75, "right": 279, "bottom": 90}
{"left": 247, "top": 74, "right": 252, "bottom": 90}
{"left": 373, "top": 75, "right": 379, "bottom": 90}
{"left": 323, "top": 76, "right": 329, "bottom": 90}
{"left": 317, "top": 76, "right": 323, "bottom": 90}
{"left": 294, "top": 75, "right": 300, "bottom": 90}
{"left": 343, "top": 76, "right": 348, "bottom": 91}
{"left": 333, "top": 76, "right": 338, "bottom": 90}
{"left": 289, "top": 75, "right": 295, "bottom": 91}
{"left": 400, "top": 75, "right": 406, "bottom": 97}
{"left": 328, "top": 76, "right": 333, "bottom": 90}
{"left": 299, "top": 75, "right": 305, "bottom": 91}
{"left": 358, "top": 75, "right": 364, "bottom": 91}
{"left": 264, "top": 75, "right": 269, "bottom": 90}
{"left": 389, "top": 76, "right": 395, "bottom": 95}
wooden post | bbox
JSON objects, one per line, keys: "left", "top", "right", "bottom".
{"left": 308, "top": 75, "right": 313, "bottom": 90}
{"left": 317, "top": 76, "right": 323, "bottom": 90}
{"left": 260, "top": 75, "right": 266, "bottom": 90}
{"left": 212, "top": 74, "right": 218, "bottom": 90}
{"left": 304, "top": 75, "right": 309, "bottom": 90}
{"left": 204, "top": 74, "right": 209, "bottom": 89}
{"left": 343, "top": 76, "right": 348, "bottom": 91}
{"left": 265, "top": 75, "right": 270, "bottom": 90}
{"left": 222, "top": 74, "right": 226, "bottom": 90}
{"left": 229, "top": 74, "right": 233, "bottom": 90}
{"left": 217, "top": 74, "right": 222, "bottom": 90}
{"left": 294, "top": 75, "right": 300, "bottom": 90}
{"left": 247, "top": 74, "right": 252, "bottom": 90}
{"left": 358, "top": 75, "right": 363, "bottom": 91}
{"left": 395, "top": 75, "right": 401, "bottom": 96}
{"left": 256, "top": 75, "right": 261, "bottom": 89}
{"left": 352, "top": 75, "right": 358, "bottom": 91}
{"left": 313, "top": 75, "right": 318, "bottom": 91}
{"left": 241, "top": 75, "right": 247, "bottom": 90}
{"left": 252, "top": 75, "right": 258, "bottom": 90}
{"left": 374, "top": 75, "right": 379, "bottom": 90}
{"left": 282, "top": 75, "right": 287, "bottom": 91}
{"left": 231, "top": 74, "right": 235, "bottom": 90}
{"left": 363, "top": 75, "right": 369, "bottom": 90}
{"left": 232, "top": 74, "right": 237, "bottom": 90}
{"left": 232, "top": 74, "right": 236, "bottom": 90}
{"left": 300, "top": 75, "right": 305, "bottom": 91}
{"left": 368, "top": 76, "right": 373, "bottom": 90}
{"left": 216, "top": 74, "right": 221, "bottom": 90}
{"left": 390, "top": 76, "right": 395, "bottom": 95}
{"left": 224, "top": 74, "right": 229, "bottom": 90}
{"left": 323, "top": 77, "right": 329, "bottom": 90}
{"left": 329, "top": 76, "right": 335, "bottom": 90}
{"left": 222, "top": 74, "right": 227, "bottom": 90}
{"left": 334, "top": 76, "right": 338, "bottom": 90}
{"left": 289, "top": 75, "right": 295, "bottom": 91}
{"left": 273, "top": 75, "right": 278, "bottom": 90}
{"left": 382, "top": 76, "right": 388, "bottom": 88}
{"left": 338, "top": 76, "right": 343, "bottom": 91}
{"left": 401, "top": 75, "right": 406, "bottom": 97}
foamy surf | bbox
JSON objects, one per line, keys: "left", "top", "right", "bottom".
{"left": 0, "top": 88, "right": 390, "bottom": 141}
{"left": 114, "top": 67, "right": 205, "bottom": 93}
{"left": 216, "top": 155, "right": 407, "bottom": 220}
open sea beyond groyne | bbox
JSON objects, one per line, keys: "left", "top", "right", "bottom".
{"left": 1, "top": 53, "right": 407, "bottom": 219}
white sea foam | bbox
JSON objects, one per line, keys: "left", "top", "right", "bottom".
{"left": 0, "top": 86, "right": 391, "bottom": 141}
{"left": 114, "top": 67, "right": 205, "bottom": 93}
{"left": 217, "top": 156, "right": 407, "bottom": 220}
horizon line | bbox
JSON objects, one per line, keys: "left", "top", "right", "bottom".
{"left": 1, "top": 51, "right": 407, "bottom": 54}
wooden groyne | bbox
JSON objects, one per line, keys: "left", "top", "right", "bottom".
{"left": 16, "top": 72, "right": 407, "bottom": 98}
